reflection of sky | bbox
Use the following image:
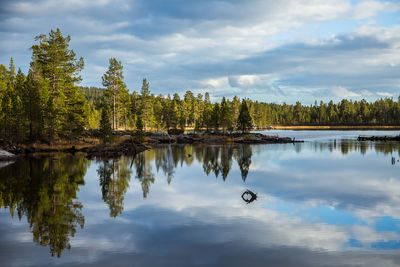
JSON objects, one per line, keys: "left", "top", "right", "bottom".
{"left": 2, "top": 132, "right": 400, "bottom": 266}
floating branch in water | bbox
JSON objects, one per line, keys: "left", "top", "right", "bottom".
{"left": 241, "top": 189, "right": 257, "bottom": 204}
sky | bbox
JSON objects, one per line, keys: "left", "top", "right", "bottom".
{"left": 0, "top": 0, "right": 400, "bottom": 104}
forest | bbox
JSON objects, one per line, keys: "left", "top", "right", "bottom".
{"left": 1, "top": 29, "right": 400, "bottom": 143}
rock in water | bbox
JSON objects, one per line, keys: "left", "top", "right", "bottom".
{"left": 0, "top": 150, "right": 17, "bottom": 160}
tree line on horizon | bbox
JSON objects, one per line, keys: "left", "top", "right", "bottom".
{"left": 1, "top": 29, "right": 400, "bottom": 144}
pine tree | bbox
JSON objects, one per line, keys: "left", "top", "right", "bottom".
{"left": 140, "top": 78, "right": 151, "bottom": 131}
{"left": 31, "top": 28, "right": 85, "bottom": 140}
{"left": 102, "top": 58, "right": 127, "bottom": 130}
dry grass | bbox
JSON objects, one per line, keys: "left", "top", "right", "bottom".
{"left": 19, "top": 137, "right": 101, "bottom": 150}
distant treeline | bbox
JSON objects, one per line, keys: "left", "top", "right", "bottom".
{"left": 1, "top": 28, "right": 400, "bottom": 143}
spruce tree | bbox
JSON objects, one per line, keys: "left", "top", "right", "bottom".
{"left": 220, "top": 97, "right": 233, "bottom": 133}
{"left": 100, "top": 105, "right": 113, "bottom": 143}
{"left": 237, "top": 100, "right": 253, "bottom": 133}
{"left": 211, "top": 103, "right": 220, "bottom": 133}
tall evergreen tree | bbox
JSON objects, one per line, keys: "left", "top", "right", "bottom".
{"left": 237, "top": 100, "right": 253, "bottom": 133}
{"left": 30, "top": 28, "right": 85, "bottom": 140}
{"left": 220, "top": 97, "right": 233, "bottom": 133}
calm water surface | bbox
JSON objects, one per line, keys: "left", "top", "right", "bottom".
{"left": 1, "top": 130, "right": 400, "bottom": 266}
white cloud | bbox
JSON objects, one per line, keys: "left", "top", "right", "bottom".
{"left": 353, "top": 0, "right": 400, "bottom": 19}
{"left": 228, "top": 75, "right": 264, "bottom": 89}
{"left": 330, "top": 86, "right": 360, "bottom": 97}
{"left": 201, "top": 77, "right": 230, "bottom": 89}
{"left": 377, "top": 91, "right": 395, "bottom": 97}
{"left": 361, "top": 89, "right": 374, "bottom": 96}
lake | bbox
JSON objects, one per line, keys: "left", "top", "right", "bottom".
{"left": 1, "top": 130, "right": 400, "bottom": 266}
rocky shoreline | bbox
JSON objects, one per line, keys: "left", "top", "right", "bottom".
{"left": 149, "top": 132, "right": 302, "bottom": 145}
{"left": 0, "top": 132, "right": 302, "bottom": 160}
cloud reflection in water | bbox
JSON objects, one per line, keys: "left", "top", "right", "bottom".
{"left": 1, "top": 138, "right": 400, "bottom": 266}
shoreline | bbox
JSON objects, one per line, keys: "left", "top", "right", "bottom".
{"left": 0, "top": 132, "right": 302, "bottom": 160}
{"left": 2, "top": 128, "right": 400, "bottom": 160}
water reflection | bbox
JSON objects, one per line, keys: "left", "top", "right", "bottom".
{"left": 95, "top": 145, "right": 254, "bottom": 211}
{"left": 97, "top": 157, "right": 131, "bottom": 217}
{"left": 298, "top": 139, "right": 400, "bottom": 156}
{"left": 1, "top": 138, "right": 400, "bottom": 264}
{"left": 0, "top": 155, "right": 88, "bottom": 257}
{"left": 156, "top": 145, "right": 252, "bottom": 182}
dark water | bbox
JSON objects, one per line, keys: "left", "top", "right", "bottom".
{"left": 1, "top": 131, "right": 400, "bottom": 266}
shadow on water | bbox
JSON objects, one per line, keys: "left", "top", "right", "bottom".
{"left": 1, "top": 139, "right": 400, "bottom": 257}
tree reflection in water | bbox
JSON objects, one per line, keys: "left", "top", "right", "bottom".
{"left": 97, "top": 157, "right": 131, "bottom": 217}
{"left": 0, "top": 155, "right": 88, "bottom": 257}
{"left": 153, "top": 144, "right": 253, "bottom": 182}
{"left": 134, "top": 152, "right": 155, "bottom": 199}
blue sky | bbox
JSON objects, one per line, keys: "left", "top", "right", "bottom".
{"left": 0, "top": 0, "right": 400, "bottom": 104}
